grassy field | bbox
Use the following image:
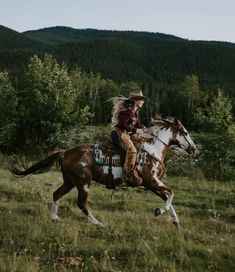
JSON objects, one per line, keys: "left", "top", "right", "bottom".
{"left": 0, "top": 167, "right": 234, "bottom": 272}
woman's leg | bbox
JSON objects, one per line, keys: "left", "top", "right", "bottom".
{"left": 119, "top": 131, "right": 142, "bottom": 186}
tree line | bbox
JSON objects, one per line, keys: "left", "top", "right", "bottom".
{"left": 0, "top": 54, "right": 235, "bottom": 180}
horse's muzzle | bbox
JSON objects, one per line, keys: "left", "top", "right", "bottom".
{"left": 187, "top": 145, "right": 196, "bottom": 154}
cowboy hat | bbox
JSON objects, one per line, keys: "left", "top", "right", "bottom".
{"left": 128, "top": 90, "right": 147, "bottom": 100}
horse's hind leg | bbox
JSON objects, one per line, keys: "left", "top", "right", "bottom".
{"left": 76, "top": 185, "right": 103, "bottom": 226}
{"left": 51, "top": 175, "right": 74, "bottom": 221}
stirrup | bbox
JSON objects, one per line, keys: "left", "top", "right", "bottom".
{"left": 106, "top": 175, "right": 115, "bottom": 190}
{"left": 106, "top": 182, "right": 115, "bottom": 190}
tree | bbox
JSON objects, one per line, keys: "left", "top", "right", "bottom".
{"left": 194, "top": 89, "right": 235, "bottom": 180}
{"left": 178, "top": 74, "right": 204, "bottom": 128}
{"left": 18, "top": 54, "right": 76, "bottom": 153}
{"left": 0, "top": 71, "right": 18, "bottom": 152}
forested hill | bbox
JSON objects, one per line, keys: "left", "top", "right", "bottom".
{"left": 0, "top": 25, "right": 46, "bottom": 74}
{"left": 23, "top": 26, "right": 183, "bottom": 45}
{"left": 1, "top": 25, "right": 235, "bottom": 91}
{"left": 53, "top": 35, "right": 235, "bottom": 89}
{"left": 0, "top": 25, "right": 45, "bottom": 49}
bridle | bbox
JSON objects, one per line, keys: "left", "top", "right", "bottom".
{"left": 144, "top": 124, "right": 192, "bottom": 165}
{"left": 173, "top": 126, "right": 193, "bottom": 152}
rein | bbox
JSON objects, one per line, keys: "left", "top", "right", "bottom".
{"left": 181, "top": 132, "right": 192, "bottom": 150}
{"left": 143, "top": 148, "right": 165, "bottom": 170}
{"left": 154, "top": 135, "right": 169, "bottom": 147}
{"left": 138, "top": 131, "right": 169, "bottom": 171}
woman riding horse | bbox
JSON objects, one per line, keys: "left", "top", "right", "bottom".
{"left": 8, "top": 116, "right": 196, "bottom": 227}
{"left": 110, "top": 90, "right": 147, "bottom": 187}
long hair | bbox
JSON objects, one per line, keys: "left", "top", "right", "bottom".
{"left": 109, "top": 96, "right": 134, "bottom": 128}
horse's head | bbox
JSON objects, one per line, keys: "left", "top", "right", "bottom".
{"left": 151, "top": 117, "right": 196, "bottom": 154}
{"left": 168, "top": 118, "right": 196, "bottom": 154}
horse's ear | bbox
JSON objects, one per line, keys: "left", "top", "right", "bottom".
{"left": 174, "top": 117, "right": 180, "bottom": 127}
{"left": 174, "top": 117, "right": 178, "bottom": 124}
{"left": 150, "top": 117, "right": 155, "bottom": 125}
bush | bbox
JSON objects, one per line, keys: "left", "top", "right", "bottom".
{"left": 194, "top": 90, "right": 235, "bottom": 180}
{"left": 0, "top": 71, "right": 18, "bottom": 153}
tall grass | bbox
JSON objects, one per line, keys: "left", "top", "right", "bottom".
{"left": 0, "top": 168, "right": 234, "bottom": 271}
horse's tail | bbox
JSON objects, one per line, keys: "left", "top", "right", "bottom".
{"left": 8, "top": 150, "right": 65, "bottom": 177}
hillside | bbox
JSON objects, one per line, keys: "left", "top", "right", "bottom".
{"left": 0, "top": 25, "right": 47, "bottom": 73}
{"left": 51, "top": 35, "right": 235, "bottom": 88}
{"left": 0, "top": 25, "right": 45, "bottom": 50}
{"left": 23, "top": 26, "right": 183, "bottom": 45}
{"left": 22, "top": 26, "right": 235, "bottom": 88}
{"left": 1, "top": 25, "right": 235, "bottom": 91}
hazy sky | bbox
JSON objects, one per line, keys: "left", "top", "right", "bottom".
{"left": 1, "top": 0, "right": 235, "bottom": 43}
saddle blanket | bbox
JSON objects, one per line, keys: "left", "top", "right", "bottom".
{"left": 93, "top": 144, "right": 148, "bottom": 167}
{"left": 93, "top": 144, "right": 148, "bottom": 179}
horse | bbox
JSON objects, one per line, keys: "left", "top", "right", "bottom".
{"left": 8, "top": 116, "right": 196, "bottom": 228}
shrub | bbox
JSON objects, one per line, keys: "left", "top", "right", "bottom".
{"left": 194, "top": 90, "right": 235, "bottom": 180}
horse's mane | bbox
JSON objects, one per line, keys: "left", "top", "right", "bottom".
{"left": 134, "top": 116, "right": 179, "bottom": 142}
{"left": 151, "top": 115, "right": 177, "bottom": 129}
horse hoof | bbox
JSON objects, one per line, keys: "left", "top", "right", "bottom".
{"left": 155, "top": 208, "right": 161, "bottom": 217}
{"left": 52, "top": 217, "right": 63, "bottom": 222}
{"left": 173, "top": 221, "right": 180, "bottom": 229}
{"left": 95, "top": 222, "right": 104, "bottom": 227}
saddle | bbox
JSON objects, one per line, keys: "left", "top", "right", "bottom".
{"left": 93, "top": 132, "right": 152, "bottom": 189}
{"left": 93, "top": 140, "right": 124, "bottom": 166}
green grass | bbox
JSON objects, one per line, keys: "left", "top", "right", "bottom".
{"left": 0, "top": 168, "right": 234, "bottom": 271}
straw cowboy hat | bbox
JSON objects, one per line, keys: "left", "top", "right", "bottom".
{"left": 128, "top": 90, "right": 147, "bottom": 100}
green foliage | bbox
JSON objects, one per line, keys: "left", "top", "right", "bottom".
{"left": 2, "top": 26, "right": 235, "bottom": 95}
{"left": 1, "top": 26, "right": 235, "bottom": 133}
{"left": 17, "top": 54, "right": 77, "bottom": 153}
{"left": 77, "top": 71, "right": 121, "bottom": 124}
{"left": 178, "top": 75, "right": 204, "bottom": 127}
{"left": 51, "top": 32, "right": 235, "bottom": 89}
{"left": 64, "top": 124, "right": 110, "bottom": 147}
{"left": 194, "top": 90, "right": 235, "bottom": 180}
{"left": 165, "top": 147, "right": 203, "bottom": 179}
{"left": 195, "top": 90, "right": 233, "bottom": 133}
{"left": 0, "top": 71, "right": 18, "bottom": 152}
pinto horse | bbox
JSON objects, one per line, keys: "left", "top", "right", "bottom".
{"left": 8, "top": 117, "right": 196, "bottom": 227}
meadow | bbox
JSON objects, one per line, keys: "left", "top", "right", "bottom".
{"left": 0, "top": 167, "right": 234, "bottom": 272}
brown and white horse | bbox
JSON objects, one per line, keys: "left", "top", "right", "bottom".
{"left": 8, "top": 117, "right": 196, "bottom": 227}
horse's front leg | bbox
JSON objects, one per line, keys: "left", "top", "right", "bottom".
{"left": 150, "top": 178, "right": 173, "bottom": 214}
{"left": 150, "top": 178, "right": 180, "bottom": 227}
{"left": 169, "top": 204, "right": 180, "bottom": 228}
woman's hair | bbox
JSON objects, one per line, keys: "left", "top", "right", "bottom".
{"left": 110, "top": 96, "right": 134, "bottom": 128}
